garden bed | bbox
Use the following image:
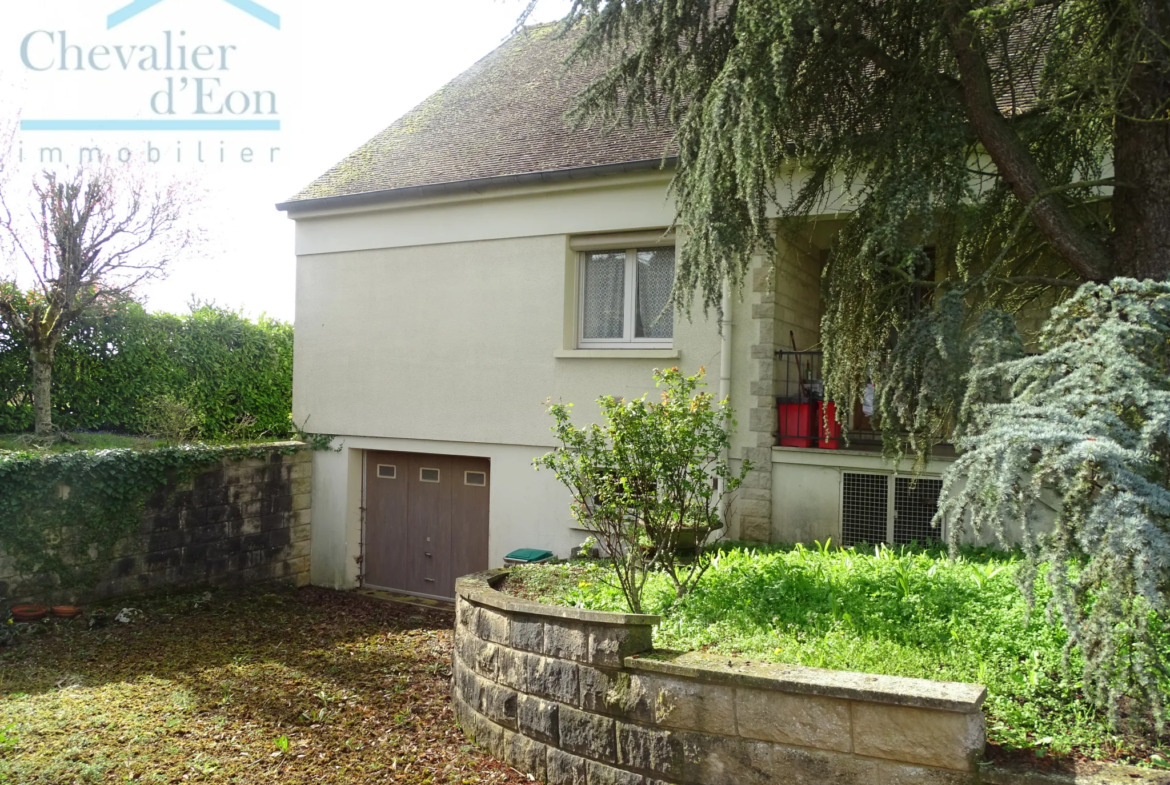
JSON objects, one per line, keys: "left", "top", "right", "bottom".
{"left": 0, "top": 586, "right": 532, "bottom": 784}
{"left": 500, "top": 543, "right": 1170, "bottom": 769}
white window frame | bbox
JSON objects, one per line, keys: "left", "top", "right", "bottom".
{"left": 578, "top": 247, "right": 674, "bottom": 350}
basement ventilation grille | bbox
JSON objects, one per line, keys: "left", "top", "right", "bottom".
{"left": 841, "top": 472, "right": 945, "bottom": 547}
{"left": 894, "top": 477, "right": 944, "bottom": 545}
{"left": 841, "top": 472, "right": 888, "bottom": 546}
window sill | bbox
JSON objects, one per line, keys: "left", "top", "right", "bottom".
{"left": 554, "top": 349, "right": 680, "bottom": 360}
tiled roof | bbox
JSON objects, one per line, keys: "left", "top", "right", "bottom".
{"left": 285, "top": 23, "right": 678, "bottom": 206}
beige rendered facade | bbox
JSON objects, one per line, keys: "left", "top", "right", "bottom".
{"left": 287, "top": 170, "right": 954, "bottom": 592}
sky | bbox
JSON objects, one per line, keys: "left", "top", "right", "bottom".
{"left": 0, "top": 0, "right": 574, "bottom": 322}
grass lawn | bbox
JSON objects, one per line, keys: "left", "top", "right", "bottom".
{"left": 502, "top": 543, "right": 1170, "bottom": 768}
{"left": 0, "top": 432, "right": 293, "bottom": 454}
{"left": 0, "top": 432, "right": 161, "bottom": 453}
{"left": 0, "top": 587, "right": 529, "bottom": 784}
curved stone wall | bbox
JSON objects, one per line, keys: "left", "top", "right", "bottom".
{"left": 453, "top": 571, "right": 987, "bottom": 785}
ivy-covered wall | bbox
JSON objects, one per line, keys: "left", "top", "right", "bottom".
{"left": 0, "top": 298, "right": 293, "bottom": 439}
{"left": 0, "top": 443, "right": 312, "bottom": 604}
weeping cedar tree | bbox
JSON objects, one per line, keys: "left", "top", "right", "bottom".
{"left": 0, "top": 164, "right": 198, "bottom": 437}
{"left": 941, "top": 279, "right": 1170, "bottom": 729}
{"left": 545, "top": 0, "right": 1170, "bottom": 728}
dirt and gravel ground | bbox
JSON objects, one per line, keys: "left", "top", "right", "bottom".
{"left": 0, "top": 586, "right": 531, "bottom": 784}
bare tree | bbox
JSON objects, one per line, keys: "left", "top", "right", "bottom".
{"left": 0, "top": 164, "right": 199, "bottom": 437}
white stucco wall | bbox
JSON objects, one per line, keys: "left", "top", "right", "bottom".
{"left": 293, "top": 173, "right": 734, "bottom": 589}
{"left": 771, "top": 447, "right": 957, "bottom": 545}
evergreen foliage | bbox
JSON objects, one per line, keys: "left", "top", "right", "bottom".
{"left": 555, "top": 0, "right": 1170, "bottom": 726}
{"left": 0, "top": 295, "right": 293, "bottom": 440}
{"left": 558, "top": 0, "right": 1170, "bottom": 453}
{"left": 940, "top": 279, "right": 1170, "bottom": 729}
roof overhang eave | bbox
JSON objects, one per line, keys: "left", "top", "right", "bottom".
{"left": 275, "top": 157, "right": 679, "bottom": 215}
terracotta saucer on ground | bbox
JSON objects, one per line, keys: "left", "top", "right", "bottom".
{"left": 51, "top": 605, "right": 82, "bottom": 619}
{"left": 10, "top": 604, "right": 48, "bottom": 622}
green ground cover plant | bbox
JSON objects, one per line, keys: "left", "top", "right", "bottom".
{"left": 503, "top": 543, "right": 1170, "bottom": 766}
{"left": 0, "top": 586, "right": 530, "bottom": 785}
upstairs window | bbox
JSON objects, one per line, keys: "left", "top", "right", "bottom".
{"left": 579, "top": 247, "right": 675, "bottom": 348}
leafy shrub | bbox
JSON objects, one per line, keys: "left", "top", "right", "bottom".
{"left": 535, "top": 368, "right": 748, "bottom": 614}
{"left": 0, "top": 295, "right": 292, "bottom": 440}
{"left": 140, "top": 394, "right": 200, "bottom": 444}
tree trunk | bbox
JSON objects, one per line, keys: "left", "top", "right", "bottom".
{"left": 1109, "top": 0, "right": 1170, "bottom": 282}
{"left": 30, "top": 346, "right": 54, "bottom": 436}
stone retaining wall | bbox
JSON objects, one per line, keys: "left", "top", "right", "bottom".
{"left": 0, "top": 443, "right": 312, "bottom": 604}
{"left": 453, "top": 571, "right": 988, "bottom": 785}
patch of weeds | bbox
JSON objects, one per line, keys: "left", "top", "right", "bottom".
{"left": 504, "top": 542, "right": 1170, "bottom": 765}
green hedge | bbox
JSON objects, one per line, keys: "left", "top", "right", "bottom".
{"left": 0, "top": 298, "right": 293, "bottom": 439}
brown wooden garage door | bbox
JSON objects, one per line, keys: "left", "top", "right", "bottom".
{"left": 364, "top": 451, "right": 489, "bottom": 599}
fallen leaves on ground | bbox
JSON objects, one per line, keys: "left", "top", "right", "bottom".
{"left": 0, "top": 586, "right": 530, "bottom": 784}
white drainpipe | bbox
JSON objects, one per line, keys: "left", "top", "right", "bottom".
{"left": 718, "top": 280, "right": 733, "bottom": 528}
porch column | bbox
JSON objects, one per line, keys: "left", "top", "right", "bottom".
{"left": 739, "top": 253, "right": 778, "bottom": 542}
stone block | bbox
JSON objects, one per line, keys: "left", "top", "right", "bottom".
{"left": 547, "top": 747, "right": 588, "bottom": 785}
{"left": 293, "top": 508, "right": 312, "bottom": 526}
{"left": 509, "top": 613, "right": 545, "bottom": 654}
{"left": 454, "top": 659, "right": 484, "bottom": 712}
{"left": 506, "top": 732, "right": 547, "bottom": 782}
{"left": 518, "top": 694, "right": 559, "bottom": 743}
{"left": 616, "top": 722, "right": 680, "bottom": 778}
{"left": 751, "top": 302, "right": 776, "bottom": 320}
{"left": 852, "top": 703, "right": 984, "bottom": 772}
{"left": 735, "top": 499, "right": 772, "bottom": 519}
{"left": 291, "top": 493, "right": 312, "bottom": 511}
{"left": 738, "top": 486, "right": 771, "bottom": 502}
{"left": 589, "top": 624, "right": 653, "bottom": 667}
{"left": 737, "top": 688, "right": 852, "bottom": 753}
{"left": 578, "top": 665, "right": 629, "bottom": 716}
{"left": 545, "top": 619, "right": 590, "bottom": 662}
{"left": 475, "top": 605, "right": 511, "bottom": 646}
{"left": 482, "top": 680, "right": 518, "bottom": 730}
{"left": 289, "top": 463, "right": 313, "bottom": 479}
{"left": 870, "top": 760, "right": 977, "bottom": 784}
{"left": 496, "top": 646, "right": 528, "bottom": 692}
{"left": 456, "top": 596, "right": 477, "bottom": 631}
{"left": 525, "top": 652, "right": 579, "bottom": 705}
{"left": 473, "top": 640, "right": 501, "bottom": 680}
{"left": 673, "top": 732, "right": 869, "bottom": 785}
{"left": 290, "top": 478, "right": 312, "bottom": 495}
{"left": 586, "top": 760, "right": 645, "bottom": 785}
{"left": 748, "top": 407, "right": 777, "bottom": 434}
{"left": 559, "top": 704, "right": 616, "bottom": 763}
{"left": 739, "top": 516, "right": 771, "bottom": 543}
{"left": 639, "top": 674, "right": 736, "bottom": 735}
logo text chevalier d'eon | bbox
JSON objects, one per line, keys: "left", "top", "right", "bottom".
{"left": 19, "top": 0, "right": 283, "bottom": 137}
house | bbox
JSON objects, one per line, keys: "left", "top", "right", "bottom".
{"left": 278, "top": 23, "right": 957, "bottom": 600}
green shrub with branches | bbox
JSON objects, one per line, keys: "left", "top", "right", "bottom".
{"left": 535, "top": 368, "right": 749, "bottom": 613}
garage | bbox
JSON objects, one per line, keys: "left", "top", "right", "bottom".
{"left": 363, "top": 450, "right": 490, "bottom": 599}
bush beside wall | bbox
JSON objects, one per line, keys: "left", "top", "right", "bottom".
{"left": 0, "top": 298, "right": 293, "bottom": 439}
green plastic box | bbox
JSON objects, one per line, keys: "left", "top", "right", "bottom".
{"left": 503, "top": 548, "right": 555, "bottom": 566}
